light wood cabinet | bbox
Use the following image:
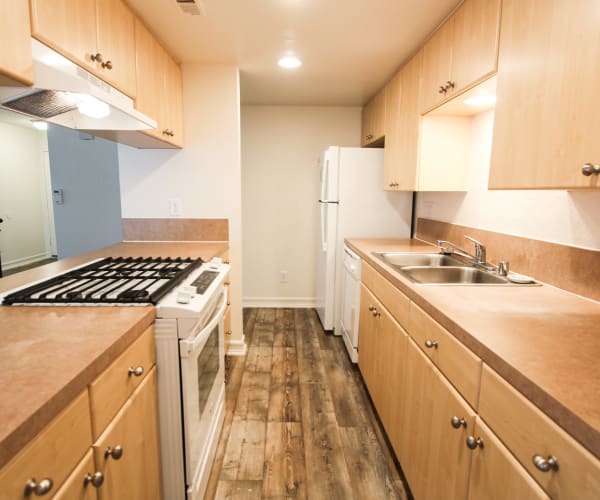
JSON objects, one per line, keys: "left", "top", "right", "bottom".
{"left": 421, "top": 0, "right": 501, "bottom": 112}
{"left": 384, "top": 51, "right": 423, "bottom": 191}
{"left": 489, "top": 0, "right": 600, "bottom": 189}
{"left": 53, "top": 450, "right": 100, "bottom": 500}
{"left": 0, "top": 0, "right": 33, "bottom": 86}
{"left": 479, "top": 365, "right": 600, "bottom": 499}
{"left": 93, "top": 368, "right": 162, "bottom": 500}
{"left": 30, "top": 0, "right": 137, "bottom": 98}
{"left": 361, "top": 88, "right": 386, "bottom": 146}
{"left": 467, "top": 417, "right": 550, "bottom": 500}
{"left": 134, "top": 18, "right": 184, "bottom": 148}
{"left": 400, "top": 339, "right": 475, "bottom": 500}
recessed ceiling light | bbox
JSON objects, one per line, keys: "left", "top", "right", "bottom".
{"left": 278, "top": 56, "right": 302, "bottom": 69}
{"left": 31, "top": 120, "right": 48, "bottom": 130}
{"left": 463, "top": 95, "right": 496, "bottom": 107}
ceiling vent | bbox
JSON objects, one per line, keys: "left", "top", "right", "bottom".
{"left": 176, "top": 0, "right": 205, "bottom": 16}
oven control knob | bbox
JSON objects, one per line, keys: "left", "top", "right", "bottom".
{"left": 176, "top": 285, "right": 196, "bottom": 304}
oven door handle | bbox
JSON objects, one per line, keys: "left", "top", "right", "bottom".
{"left": 179, "top": 287, "right": 228, "bottom": 358}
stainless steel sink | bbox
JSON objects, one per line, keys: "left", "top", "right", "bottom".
{"left": 374, "top": 252, "right": 469, "bottom": 268}
{"left": 400, "top": 266, "right": 509, "bottom": 285}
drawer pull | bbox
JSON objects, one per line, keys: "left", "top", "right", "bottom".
{"left": 24, "top": 478, "right": 53, "bottom": 496}
{"left": 371, "top": 308, "right": 380, "bottom": 317}
{"left": 128, "top": 366, "right": 144, "bottom": 377}
{"left": 83, "top": 471, "right": 104, "bottom": 488}
{"left": 101, "top": 60, "right": 113, "bottom": 70}
{"left": 466, "top": 436, "right": 484, "bottom": 450}
{"left": 450, "top": 416, "right": 467, "bottom": 429}
{"left": 368, "top": 305, "right": 375, "bottom": 311}
{"left": 226, "top": 330, "right": 233, "bottom": 336}
{"left": 425, "top": 340, "right": 438, "bottom": 349}
{"left": 105, "top": 445, "right": 123, "bottom": 460}
{"left": 532, "top": 454, "right": 559, "bottom": 472}
{"left": 90, "top": 52, "right": 103, "bottom": 63}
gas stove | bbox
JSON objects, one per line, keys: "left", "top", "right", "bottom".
{"left": 1, "top": 256, "right": 204, "bottom": 305}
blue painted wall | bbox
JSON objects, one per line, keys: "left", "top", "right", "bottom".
{"left": 47, "top": 126, "right": 122, "bottom": 259}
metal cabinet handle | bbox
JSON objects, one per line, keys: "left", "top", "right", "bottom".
{"left": 424, "top": 339, "right": 438, "bottom": 349}
{"left": 582, "top": 163, "right": 600, "bottom": 176}
{"left": 365, "top": 134, "right": 373, "bottom": 140}
{"left": 466, "top": 436, "right": 484, "bottom": 450}
{"left": 128, "top": 366, "right": 144, "bottom": 377}
{"left": 371, "top": 308, "right": 380, "bottom": 317}
{"left": 101, "top": 60, "right": 113, "bottom": 70}
{"left": 368, "top": 305, "right": 375, "bottom": 311}
{"left": 445, "top": 80, "right": 455, "bottom": 91}
{"left": 438, "top": 85, "right": 447, "bottom": 94}
{"left": 24, "top": 478, "right": 53, "bottom": 496}
{"left": 90, "top": 52, "right": 103, "bottom": 63}
{"left": 223, "top": 259, "right": 230, "bottom": 264}
{"left": 532, "top": 454, "right": 559, "bottom": 472}
{"left": 226, "top": 330, "right": 233, "bottom": 336}
{"left": 105, "top": 445, "right": 123, "bottom": 460}
{"left": 83, "top": 471, "right": 104, "bottom": 488}
{"left": 450, "top": 416, "right": 467, "bottom": 429}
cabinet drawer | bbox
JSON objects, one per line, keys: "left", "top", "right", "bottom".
{"left": 479, "top": 365, "right": 600, "bottom": 499}
{"left": 362, "top": 261, "right": 410, "bottom": 329}
{"left": 89, "top": 325, "right": 155, "bottom": 439}
{"left": 408, "top": 302, "right": 481, "bottom": 408}
{"left": 0, "top": 390, "right": 92, "bottom": 499}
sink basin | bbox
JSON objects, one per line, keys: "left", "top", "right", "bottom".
{"left": 374, "top": 252, "right": 469, "bottom": 268}
{"left": 400, "top": 266, "right": 509, "bottom": 285}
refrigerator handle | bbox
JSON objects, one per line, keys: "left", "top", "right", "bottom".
{"left": 320, "top": 202, "right": 327, "bottom": 251}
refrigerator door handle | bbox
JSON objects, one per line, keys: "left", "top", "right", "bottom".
{"left": 318, "top": 199, "right": 339, "bottom": 204}
{"left": 320, "top": 202, "right": 327, "bottom": 251}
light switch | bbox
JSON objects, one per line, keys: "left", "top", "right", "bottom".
{"left": 168, "top": 198, "right": 183, "bottom": 216}
{"left": 52, "top": 189, "right": 63, "bottom": 205}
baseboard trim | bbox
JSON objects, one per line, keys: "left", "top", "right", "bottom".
{"left": 2, "top": 253, "right": 51, "bottom": 270}
{"left": 242, "top": 297, "right": 317, "bottom": 308}
{"left": 226, "top": 335, "right": 247, "bottom": 356}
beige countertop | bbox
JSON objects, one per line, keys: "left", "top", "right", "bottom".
{"left": 346, "top": 238, "right": 600, "bottom": 460}
{"left": 0, "top": 241, "right": 228, "bottom": 469}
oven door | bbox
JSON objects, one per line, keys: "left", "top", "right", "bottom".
{"left": 178, "top": 286, "right": 226, "bottom": 493}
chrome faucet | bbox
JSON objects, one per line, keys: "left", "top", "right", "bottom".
{"left": 437, "top": 235, "right": 488, "bottom": 266}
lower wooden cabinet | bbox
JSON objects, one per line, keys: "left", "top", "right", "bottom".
{"left": 93, "top": 368, "right": 161, "bottom": 500}
{"left": 400, "top": 339, "right": 475, "bottom": 500}
{"left": 467, "top": 417, "right": 549, "bottom": 500}
{"left": 54, "top": 450, "right": 100, "bottom": 500}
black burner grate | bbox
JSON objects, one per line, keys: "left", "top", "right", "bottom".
{"left": 2, "top": 256, "right": 204, "bottom": 305}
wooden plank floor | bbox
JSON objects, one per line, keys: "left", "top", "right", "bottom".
{"left": 205, "top": 308, "right": 409, "bottom": 500}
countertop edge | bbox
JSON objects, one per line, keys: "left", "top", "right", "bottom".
{"left": 345, "top": 238, "right": 600, "bottom": 460}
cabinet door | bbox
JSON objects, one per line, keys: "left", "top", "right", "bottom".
{"left": 30, "top": 0, "right": 98, "bottom": 72}
{"left": 451, "top": 0, "right": 501, "bottom": 94}
{"left": 383, "top": 71, "right": 402, "bottom": 190}
{"left": 468, "top": 417, "right": 550, "bottom": 500}
{"left": 421, "top": 18, "right": 453, "bottom": 112}
{"left": 134, "top": 17, "right": 165, "bottom": 137}
{"left": 164, "top": 54, "right": 184, "bottom": 147}
{"left": 361, "top": 88, "right": 386, "bottom": 146}
{"left": 96, "top": 0, "right": 137, "bottom": 98}
{"left": 400, "top": 340, "right": 475, "bottom": 500}
{"left": 93, "top": 368, "right": 162, "bottom": 500}
{"left": 385, "top": 51, "right": 423, "bottom": 191}
{"left": 489, "top": 0, "right": 600, "bottom": 189}
{"left": 0, "top": 0, "right": 33, "bottom": 86}
{"left": 358, "top": 284, "right": 379, "bottom": 397}
{"left": 53, "top": 450, "right": 99, "bottom": 500}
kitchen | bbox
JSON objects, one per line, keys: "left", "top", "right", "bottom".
{"left": 0, "top": 0, "right": 599, "bottom": 499}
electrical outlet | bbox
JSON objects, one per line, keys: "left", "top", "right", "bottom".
{"left": 168, "top": 198, "right": 183, "bottom": 216}
{"left": 280, "top": 270, "right": 289, "bottom": 283}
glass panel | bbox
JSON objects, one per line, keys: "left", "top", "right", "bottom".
{"left": 196, "top": 323, "right": 220, "bottom": 417}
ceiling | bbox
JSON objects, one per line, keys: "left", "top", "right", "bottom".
{"left": 126, "top": 0, "right": 461, "bottom": 106}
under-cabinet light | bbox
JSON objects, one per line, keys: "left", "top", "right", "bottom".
{"left": 463, "top": 95, "right": 496, "bottom": 107}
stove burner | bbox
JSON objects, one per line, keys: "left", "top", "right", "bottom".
{"left": 2, "top": 256, "right": 204, "bottom": 305}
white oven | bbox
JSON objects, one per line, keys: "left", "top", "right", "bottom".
{"left": 154, "top": 260, "right": 229, "bottom": 500}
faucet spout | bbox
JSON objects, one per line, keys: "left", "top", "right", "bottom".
{"left": 464, "top": 235, "right": 486, "bottom": 265}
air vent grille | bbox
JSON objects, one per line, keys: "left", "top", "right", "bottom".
{"left": 176, "top": 0, "right": 205, "bottom": 15}
{"left": 3, "top": 90, "right": 79, "bottom": 118}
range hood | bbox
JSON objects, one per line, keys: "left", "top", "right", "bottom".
{"left": 0, "top": 39, "right": 156, "bottom": 131}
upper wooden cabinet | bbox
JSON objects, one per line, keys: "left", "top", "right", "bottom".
{"left": 361, "top": 88, "right": 386, "bottom": 146}
{"left": 489, "top": 0, "right": 600, "bottom": 189}
{"left": 421, "top": 0, "right": 501, "bottom": 112}
{"left": 384, "top": 51, "right": 422, "bottom": 191}
{"left": 0, "top": 0, "right": 33, "bottom": 86}
{"left": 30, "top": 0, "right": 137, "bottom": 98}
{"left": 135, "top": 19, "right": 184, "bottom": 148}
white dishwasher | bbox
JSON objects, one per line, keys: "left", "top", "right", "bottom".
{"left": 340, "top": 245, "right": 361, "bottom": 363}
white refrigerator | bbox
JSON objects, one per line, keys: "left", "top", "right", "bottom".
{"left": 316, "top": 146, "right": 413, "bottom": 333}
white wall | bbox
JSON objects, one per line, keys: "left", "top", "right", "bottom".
{"left": 118, "top": 64, "right": 244, "bottom": 350}
{"left": 241, "top": 105, "right": 362, "bottom": 306}
{"left": 417, "top": 110, "right": 600, "bottom": 251}
{"left": 0, "top": 122, "right": 53, "bottom": 269}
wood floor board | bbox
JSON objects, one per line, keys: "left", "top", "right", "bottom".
{"left": 206, "top": 307, "right": 409, "bottom": 500}
{"left": 261, "top": 422, "right": 306, "bottom": 498}
{"left": 215, "top": 480, "right": 264, "bottom": 500}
